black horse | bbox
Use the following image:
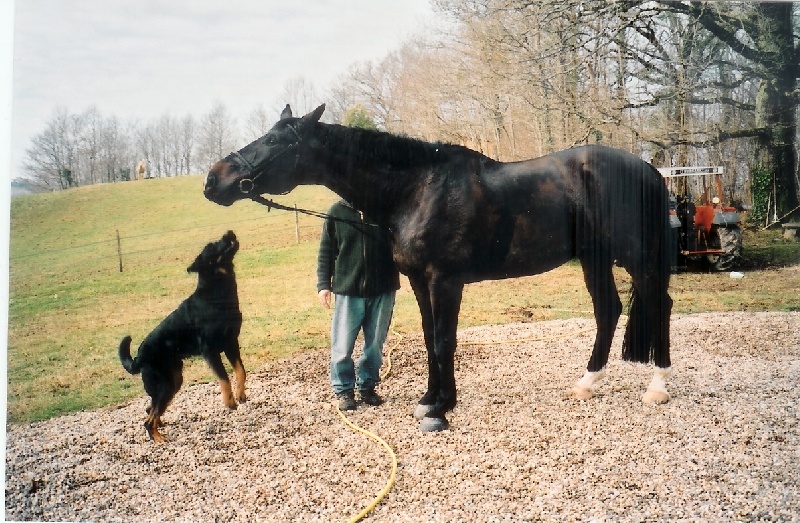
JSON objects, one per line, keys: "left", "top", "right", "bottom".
{"left": 204, "top": 104, "right": 673, "bottom": 432}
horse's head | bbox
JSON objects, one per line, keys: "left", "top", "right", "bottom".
{"left": 204, "top": 104, "right": 325, "bottom": 206}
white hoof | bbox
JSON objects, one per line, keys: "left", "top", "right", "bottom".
{"left": 642, "top": 367, "right": 672, "bottom": 404}
{"left": 642, "top": 388, "right": 670, "bottom": 404}
{"left": 414, "top": 403, "right": 434, "bottom": 421}
{"left": 571, "top": 369, "right": 605, "bottom": 400}
{"left": 572, "top": 386, "right": 596, "bottom": 400}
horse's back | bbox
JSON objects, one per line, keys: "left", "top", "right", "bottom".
{"left": 477, "top": 145, "right": 669, "bottom": 276}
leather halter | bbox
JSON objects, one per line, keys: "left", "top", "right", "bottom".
{"left": 232, "top": 124, "right": 303, "bottom": 195}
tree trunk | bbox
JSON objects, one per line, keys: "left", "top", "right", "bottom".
{"left": 753, "top": 2, "right": 799, "bottom": 222}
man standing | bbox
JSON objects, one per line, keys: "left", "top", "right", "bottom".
{"left": 317, "top": 200, "right": 400, "bottom": 411}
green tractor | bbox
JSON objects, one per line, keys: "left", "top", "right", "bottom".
{"left": 659, "top": 166, "right": 743, "bottom": 272}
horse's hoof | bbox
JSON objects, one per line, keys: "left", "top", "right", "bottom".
{"left": 419, "top": 416, "right": 449, "bottom": 432}
{"left": 643, "top": 367, "right": 671, "bottom": 404}
{"left": 642, "top": 389, "right": 670, "bottom": 404}
{"left": 571, "top": 386, "right": 595, "bottom": 400}
{"left": 414, "top": 403, "right": 435, "bottom": 420}
{"left": 571, "top": 370, "right": 605, "bottom": 400}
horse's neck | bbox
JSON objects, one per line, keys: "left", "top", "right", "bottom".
{"left": 301, "top": 124, "right": 414, "bottom": 223}
{"left": 321, "top": 174, "right": 395, "bottom": 226}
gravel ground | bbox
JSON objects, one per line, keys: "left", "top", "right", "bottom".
{"left": 6, "top": 312, "right": 800, "bottom": 522}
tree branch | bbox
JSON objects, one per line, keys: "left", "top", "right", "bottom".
{"left": 658, "top": 1, "right": 763, "bottom": 64}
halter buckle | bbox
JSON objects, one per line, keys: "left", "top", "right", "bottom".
{"left": 239, "top": 178, "right": 255, "bottom": 194}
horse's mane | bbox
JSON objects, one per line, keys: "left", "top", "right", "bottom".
{"left": 318, "top": 123, "right": 479, "bottom": 170}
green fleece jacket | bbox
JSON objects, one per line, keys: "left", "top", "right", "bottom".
{"left": 316, "top": 201, "right": 400, "bottom": 297}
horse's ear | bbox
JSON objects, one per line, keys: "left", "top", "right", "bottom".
{"left": 280, "top": 104, "right": 292, "bottom": 120}
{"left": 303, "top": 104, "right": 326, "bottom": 124}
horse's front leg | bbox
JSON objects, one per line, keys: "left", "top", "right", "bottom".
{"left": 408, "top": 274, "right": 443, "bottom": 420}
{"left": 413, "top": 273, "right": 463, "bottom": 432}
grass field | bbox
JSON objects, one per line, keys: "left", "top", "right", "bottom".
{"left": 8, "top": 175, "right": 800, "bottom": 423}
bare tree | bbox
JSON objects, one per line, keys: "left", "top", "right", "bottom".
{"left": 153, "top": 114, "right": 184, "bottom": 177}
{"left": 244, "top": 104, "right": 273, "bottom": 142}
{"left": 196, "top": 100, "right": 238, "bottom": 171}
{"left": 79, "top": 106, "right": 101, "bottom": 185}
{"left": 23, "top": 107, "right": 80, "bottom": 189}
{"left": 96, "top": 115, "right": 133, "bottom": 183}
{"left": 179, "top": 114, "right": 195, "bottom": 175}
{"left": 280, "top": 76, "right": 323, "bottom": 117}
{"left": 615, "top": 1, "right": 798, "bottom": 219}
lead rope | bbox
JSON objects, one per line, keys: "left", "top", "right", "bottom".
{"left": 249, "top": 195, "right": 386, "bottom": 242}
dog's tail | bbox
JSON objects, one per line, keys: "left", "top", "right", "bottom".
{"left": 119, "top": 336, "right": 141, "bottom": 375}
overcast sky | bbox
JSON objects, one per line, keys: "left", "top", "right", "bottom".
{"left": 6, "top": 0, "right": 436, "bottom": 182}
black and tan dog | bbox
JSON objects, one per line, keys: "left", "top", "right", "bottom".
{"left": 119, "top": 230, "right": 245, "bottom": 442}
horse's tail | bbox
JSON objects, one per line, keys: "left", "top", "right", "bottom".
{"left": 621, "top": 165, "right": 673, "bottom": 368}
{"left": 119, "top": 336, "right": 142, "bottom": 375}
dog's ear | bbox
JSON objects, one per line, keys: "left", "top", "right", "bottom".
{"left": 187, "top": 256, "right": 201, "bottom": 273}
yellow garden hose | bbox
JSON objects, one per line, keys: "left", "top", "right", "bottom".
{"left": 335, "top": 330, "right": 402, "bottom": 523}
{"left": 335, "top": 404, "right": 399, "bottom": 523}
{"left": 338, "top": 318, "right": 601, "bottom": 521}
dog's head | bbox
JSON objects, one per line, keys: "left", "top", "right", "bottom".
{"left": 187, "top": 230, "right": 239, "bottom": 275}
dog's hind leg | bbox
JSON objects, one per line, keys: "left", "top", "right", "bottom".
{"left": 145, "top": 406, "right": 166, "bottom": 427}
{"left": 206, "top": 353, "right": 237, "bottom": 409}
{"left": 142, "top": 367, "right": 179, "bottom": 443}
{"left": 224, "top": 344, "right": 246, "bottom": 403}
{"left": 144, "top": 395, "right": 172, "bottom": 443}
{"left": 232, "top": 360, "right": 246, "bottom": 403}
{"left": 144, "top": 406, "right": 167, "bottom": 443}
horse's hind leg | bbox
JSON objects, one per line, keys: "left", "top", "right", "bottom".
{"left": 573, "top": 258, "right": 622, "bottom": 400}
{"left": 624, "top": 272, "right": 673, "bottom": 404}
{"left": 644, "top": 283, "right": 673, "bottom": 404}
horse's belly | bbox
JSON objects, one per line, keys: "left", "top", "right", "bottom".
{"left": 469, "top": 225, "right": 574, "bottom": 281}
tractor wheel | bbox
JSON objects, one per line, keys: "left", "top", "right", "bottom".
{"left": 707, "top": 226, "right": 742, "bottom": 271}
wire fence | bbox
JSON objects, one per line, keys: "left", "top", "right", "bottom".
{"left": 8, "top": 204, "right": 327, "bottom": 284}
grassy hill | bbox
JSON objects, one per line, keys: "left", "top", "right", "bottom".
{"left": 8, "top": 175, "right": 800, "bottom": 423}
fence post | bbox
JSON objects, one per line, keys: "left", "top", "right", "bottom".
{"left": 295, "top": 204, "right": 300, "bottom": 243}
{"left": 116, "top": 229, "right": 123, "bottom": 272}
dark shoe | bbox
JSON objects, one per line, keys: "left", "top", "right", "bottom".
{"left": 337, "top": 391, "right": 358, "bottom": 411}
{"left": 360, "top": 389, "right": 384, "bottom": 406}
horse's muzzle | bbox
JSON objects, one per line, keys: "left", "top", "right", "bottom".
{"left": 204, "top": 172, "right": 217, "bottom": 192}
{"left": 203, "top": 172, "right": 236, "bottom": 206}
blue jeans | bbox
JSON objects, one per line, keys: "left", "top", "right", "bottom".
{"left": 330, "top": 292, "right": 395, "bottom": 395}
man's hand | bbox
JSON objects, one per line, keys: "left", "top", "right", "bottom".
{"left": 318, "top": 289, "right": 332, "bottom": 309}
